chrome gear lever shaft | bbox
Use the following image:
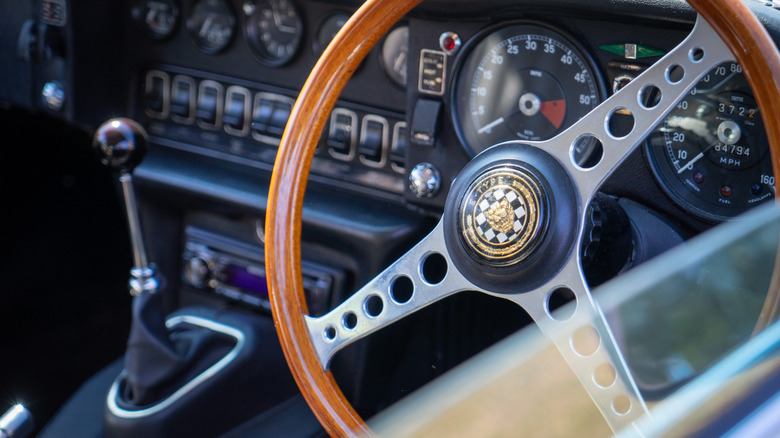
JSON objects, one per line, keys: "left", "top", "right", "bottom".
{"left": 93, "top": 118, "right": 159, "bottom": 295}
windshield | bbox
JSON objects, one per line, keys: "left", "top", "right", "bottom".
{"left": 370, "top": 202, "right": 780, "bottom": 437}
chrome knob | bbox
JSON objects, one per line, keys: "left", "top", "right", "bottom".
{"left": 41, "top": 81, "right": 65, "bottom": 112}
{"left": 409, "top": 162, "right": 441, "bottom": 198}
{"left": 93, "top": 118, "right": 149, "bottom": 173}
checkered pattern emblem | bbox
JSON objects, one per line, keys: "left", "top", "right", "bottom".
{"left": 474, "top": 188, "right": 527, "bottom": 245}
{"left": 459, "top": 165, "right": 545, "bottom": 266}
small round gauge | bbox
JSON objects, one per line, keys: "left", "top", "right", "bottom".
{"left": 245, "top": 0, "right": 303, "bottom": 66}
{"left": 313, "top": 12, "right": 349, "bottom": 56}
{"left": 380, "top": 26, "right": 410, "bottom": 88}
{"left": 453, "top": 23, "right": 603, "bottom": 158}
{"left": 647, "top": 62, "right": 772, "bottom": 222}
{"left": 187, "top": 0, "right": 236, "bottom": 54}
{"left": 133, "top": 0, "right": 180, "bottom": 40}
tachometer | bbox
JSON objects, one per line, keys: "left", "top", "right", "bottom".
{"left": 646, "top": 61, "right": 772, "bottom": 222}
{"left": 453, "top": 23, "right": 603, "bottom": 158}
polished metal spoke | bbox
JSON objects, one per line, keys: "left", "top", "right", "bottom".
{"left": 305, "top": 221, "right": 477, "bottom": 368}
{"left": 502, "top": 257, "right": 648, "bottom": 434}
{"left": 532, "top": 16, "right": 733, "bottom": 205}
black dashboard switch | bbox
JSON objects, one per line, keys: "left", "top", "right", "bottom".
{"left": 391, "top": 121, "right": 407, "bottom": 169}
{"left": 410, "top": 98, "right": 441, "bottom": 147}
{"left": 195, "top": 81, "right": 222, "bottom": 128}
{"left": 170, "top": 77, "right": 193, "bottom": 119}
{"left": 359, "top": 115, "right": 388, "bottom": 163}
{"left": 327, "top": 109, "right": 356, "bottom": 156}
{"left": 251, "top": 97, "right": 275, "bottom": 135}
{"left": 145, "top": 71, "right": 168, "bottom": 116}
{"left": 267, "top": 101, "right": 292, "bottom": 136}
{"left": 223, "top": 86, "right": 250, "bottom": 133}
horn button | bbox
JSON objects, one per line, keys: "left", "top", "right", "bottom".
{"left": 459, "top": 165, "right": 547, "bottom": 267}
{"left": 443, "top": 142, "right": 579, "bottom": 294}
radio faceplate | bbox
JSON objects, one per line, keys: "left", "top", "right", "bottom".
{"left": 182, "top": 227, "right": 343, "bottom": 317}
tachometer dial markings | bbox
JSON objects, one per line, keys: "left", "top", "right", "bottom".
{"left": 453, "top": 23, "right": 603, "bottom": 156}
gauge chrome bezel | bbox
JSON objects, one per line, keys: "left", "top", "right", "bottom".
{"left": 449, "top": 20, "right": 607, "bottom": 158}
{"left": 244, "top": 0, "right": 304, "bottom": 67}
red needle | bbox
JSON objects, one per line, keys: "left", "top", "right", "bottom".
{"left": 540, "top": 99, "right": 566, "bottom": 129}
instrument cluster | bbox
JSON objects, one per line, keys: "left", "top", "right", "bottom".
{"left": 448, "top": 20, "right": 772, "bottom": 222}
{"left": 131, "top": 0, "right": 774, "bottom": 222}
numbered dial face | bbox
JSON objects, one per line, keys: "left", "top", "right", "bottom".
{"left": 187, "top": 0, "right": 236, "bottom": 54}
{"left": 647, "top": 62, "right": 772, "bottom": 222}
{"left": 246, "top": 0, "right": 303, "bottom": 66}
{"left": 453, "top": 23, "right": 602, "bottom": 157}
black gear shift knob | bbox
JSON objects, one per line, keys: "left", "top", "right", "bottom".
{"left": 93, "top": 118, "right": 149, "bottom": 173}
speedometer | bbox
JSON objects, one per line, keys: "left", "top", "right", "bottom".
{"left": 453, "top": 23, "right": 604, "bottom": 158}
{"left": 646, "top": 61, "right": 773, "bottom": 222}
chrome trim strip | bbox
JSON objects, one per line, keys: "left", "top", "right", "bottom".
{"left": 106, "top": 314, "right": 245, "bottom": 419}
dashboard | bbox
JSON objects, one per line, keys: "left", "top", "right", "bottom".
{"left": 118, "top": 0, "right": 779, "bottom": 226}
{"left": 3, "top": 0, "right": 780, "bottom": 433}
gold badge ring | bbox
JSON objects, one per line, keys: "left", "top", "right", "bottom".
{"left": 459, "top": 166, "right": 546, "bottom": 266}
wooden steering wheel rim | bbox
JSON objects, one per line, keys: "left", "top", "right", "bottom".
{"left": 265, "top": 0, "right": 780, "bottom": 436}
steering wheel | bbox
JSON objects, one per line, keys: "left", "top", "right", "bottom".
{"left": 265, "top": 0, "right": 780, "bottom": 435}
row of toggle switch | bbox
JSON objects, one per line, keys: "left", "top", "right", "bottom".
{"left": 143, "top": 70, "right": 406, "bottom": 172}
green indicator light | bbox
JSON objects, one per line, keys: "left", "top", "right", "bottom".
{"left": 599, "top": 43, "right": 666, "bottom": 59}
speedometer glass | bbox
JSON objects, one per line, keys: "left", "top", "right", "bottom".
{"left": 453, "top": 23, "right": 603, "bottom": 161}
{"left": 646, "top": 61, "right": 773, "bottom": 222}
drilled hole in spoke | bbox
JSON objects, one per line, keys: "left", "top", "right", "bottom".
{"left": 639, "top": 85, "right": 662, "bottom": 109}
{"left": 343, "top": 312, "right": 358, "bottom": 330}
{"left": 421, "top": 253, "right": 447, "bottom": 285}
{"left": 606, "top": 108, "right": 635, "bottom": 139}
{"left": 324, "top": 325, "right": 337, "bottom": 341}
{"left": 594, "top": 363, "right": 617, "bottom": 388}
{"left": 390, "top": 275, "right": 414, "bottom": 304}
{"left": 690, "top": 47, "right": 704, "bottom": 62}
{"left": 364, "top": 295, "right": 384, "bottom": 318}
{"left": 571, "top": 325, "right": 600, "bottom": 357}
{"left": 572, "top": 135, "right": 603, "bottom": 169}
{"left": 612, "top": 395, "right": 632, "bottom": 415}
{"left": 667, "top": 64, "right": 684, "bottom": 84}
{"left": 547, "top": 287, "right": 576, "bottom": 321}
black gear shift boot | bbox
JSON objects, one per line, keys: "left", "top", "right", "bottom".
{"left": 117, "top": 294, "right": 236, "bottom": 408}
{"left": 104, "top": 307, "right": 298, "bottom": 438}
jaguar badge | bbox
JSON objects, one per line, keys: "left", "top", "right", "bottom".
{"left": 459, "top": 165, "right": 547, "bottom": 266}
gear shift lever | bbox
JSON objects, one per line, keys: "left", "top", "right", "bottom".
{"left": 94, "top": 118, "right": 158, "bottom": 295}
{"left": 94, "top": 120, "right": 300, "bottom": 436}
{"left": 93, "top": 119, "right": 183, "bottom": 406}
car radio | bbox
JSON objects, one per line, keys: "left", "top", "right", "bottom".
{"left": 181, "top": 227, "right": 343, "bottom": 317}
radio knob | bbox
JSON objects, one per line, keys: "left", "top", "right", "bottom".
{"left": 184, "top": 256, "right": 211, "bottom": 288}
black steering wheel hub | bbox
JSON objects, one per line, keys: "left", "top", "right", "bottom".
{"left": 443, "top": 142, "right": 579, "bottom": 294}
